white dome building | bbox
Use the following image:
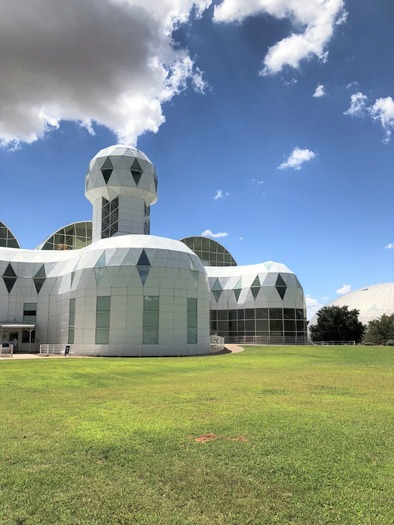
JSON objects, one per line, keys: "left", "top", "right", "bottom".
{"left": 0, "top": 146, "right": 210, "bottom": 356}
{"left": 0, "top": 145, "right": 307, "bottom": 355}
{"left": 309, "top": 282, "right": 394, "bottom": 327}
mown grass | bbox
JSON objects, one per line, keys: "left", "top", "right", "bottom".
{"left": 0, "top": 345, "right": 393, "bottom": 525}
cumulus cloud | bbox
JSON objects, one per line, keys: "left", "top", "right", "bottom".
{"left": 336, "top": 284, "right": 351, "bottom": 295}
{"left": 0, "top": 0, "right": 209, "bottom": 147}
{"left": 213, "top": 189, "right": 229, "bottom": 200}
{"left": 369, "top": 97, "right": 394, "bottom": 143}
{"left": 201, "top": 229, "right": 229, "bottom": 238}
{"left": 344, "top": 92, "right": 368, "bottom": 117}
{"left": 313, "top": 84, "right": 326, "bottom": 98}
{"left": 278, "top": 147, "right": 316, "bottom": 170}
{"left": 345, "top": 92, "right": 394, "bottom": 142}
{"left": 213, "top": 0, "right": 347, "bottom": 75}
{"left": 305, "top": 294, "right": 326, "bottom": 320}
{"left": 385, "top": 243, "right": 394, "bottom": 249}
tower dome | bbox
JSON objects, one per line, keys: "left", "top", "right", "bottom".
{"left": 85, "top": 145, "right": 158, "bottom": 241}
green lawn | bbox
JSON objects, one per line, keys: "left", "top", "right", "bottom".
{"left": 0, "top": 346, "right": 393, "bottom": 525}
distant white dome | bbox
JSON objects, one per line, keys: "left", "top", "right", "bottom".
{"left": 310, "top": 282, "right": 394, "bottom": 326}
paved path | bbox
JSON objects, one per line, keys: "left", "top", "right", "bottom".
{"left": 2, "top": 345, "right": 245, "bottom": 360}
{"left": 224, "top": 344, "right": 245, "bottom": 353}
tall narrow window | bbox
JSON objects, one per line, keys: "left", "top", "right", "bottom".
{"left": 101, "top": 197, "right": 119, "bottom": 238}
{"left": 187, "top": 298, "right": 198, "bottom": 344}
{"left": 143, "top": 296, "right": 159, "bottom": 344}
{"left": 96, "top": 296, "right": 111, "bottom": 344}
{"left": 23, "top": 303, "right": 37, "bottom": 323}
{"left": 68, "top": 298, "right": 76, "bottom": 344}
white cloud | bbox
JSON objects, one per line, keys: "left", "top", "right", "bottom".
{"left": 336, "top": 284, "right": 351, "bottom": 295}
{"left": 345, "top": 92, "right": 394, "bottom": 143}
{"left": 305, "top": 294, "right": 325, "bottom": 320}
{"left": 252, "top": 178, "right": 264, "bottom": 185}
{"left": 213, "top": 0, "right": 347, "bottom": 75}
{"left": 0, "top": 0, "right": 209, "bottom": 147}
{"left": 201, "top": 229, "right": 229, "bottom": 238}
{"left": 369, "top": 96, "right": 394, "bottom": 144}
{"left": 385, "top": 243, "right": 394, "bottom": 249}
{"left": 313, "top": 84, "right": 325, "bottom": 98}
{"left": 346, "top": 81, "right": 359, "bottom": 90}
{"left": 278, "top": 147, "right": 316, "bottom": 170}
{"left": 213, "top": 189, "right": 229, "bottom": 200}
{"left": 344, "top": 92, "right": 368, "bottom": 117}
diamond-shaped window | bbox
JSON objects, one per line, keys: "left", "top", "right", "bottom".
{"left": 101, "top": 157, "right": 113, "bottom": 184}
{"left": 233, "top": 277, "right": 242, "bottom": 302}
{"left": 251, "top": 275, "right": 261, "bottom": 299}
{"left": 137, "top": 249, "right": 151, "bottom": 285}
{"left": 131, "top": 159, "right": 143, "bottom": 185}
{"left": 2, "top": 263, "right": 17, "bottom": 293}
{"left": 275, "top": 274, "right": 287, "bottom": 300}
{"left": 33, "top": 264, "right": 46, "bottom": 294}
{"left": 101, "top": 169, "right": 113, "bottom": 184}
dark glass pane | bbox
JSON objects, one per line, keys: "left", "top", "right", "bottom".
{"left": 228, "top": 310, "right": 237, "bottom": 321}
{"left": 144, "top": 296, "right": 159, "bottom": 311}
{"left": 255, "top": 308, "right": 268, "bottom": 319}
{"left": 270, "top": 308, "right": 283, "bottom": 320}
{"left": 187, "top": 298, "right": 197, "bottom": 313}
{"left": 237, "top": 309, "right": 245, "bottom": 320}
{"left": 284, "top": 320, "right": 296, "bottom": 331}
{"left": 245, "top": 309, "right": 255, "bottom": 320}
{"left": 144, "top": 311, "right": 159, "bottom": 327}
{"left": 97, "top": 296, "right": 111, "bottom": 311}
{"left": 270, "top": 320, "right": 283, "bottom": 331}
{"left": 284, "top": 308, "right": 295, "bottom": 319}
{"left": 137, "top": 250, "right": 150, "bottom": 267}
{"left": 256, "top": 320, "right": 269, "bottom": 331}
{"left": 245, "top": 320, "right": 255, "bottom": 331}
{"left": 218, "top": 310, "right": 227, "bottom": 321}
{"left": 187, "top": 328, "right": 197, "bottom": 344}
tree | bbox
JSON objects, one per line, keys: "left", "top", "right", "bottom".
{"left": 309, "top": 305, "right": 366, "bottom": 343}
{"left": 364, "top": 314, "right": 394, "bottom": 345}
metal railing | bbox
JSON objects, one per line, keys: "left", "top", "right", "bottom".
{"left": 312, "top": 341, "right": 356, "bottom": 346}
{"left": 0, "top": 343, "right": 14, "bottom": 357}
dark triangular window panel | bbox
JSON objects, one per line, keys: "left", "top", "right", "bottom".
{"left": 3, "top": 263, "right": 16, "bottom": 278}
{"left": 154, "top": 178, "right": 158, "bottom": 192}
{"left": 34, "top": 264, "right": 46, "bottom": 279}
{"left": 251, "top": 275, "right": 261, "bottom": 288}
{"left": 276, "top": 274, "right": 286, "bottom": 287}
{"left": 101, "top": 168, "right": 113, "bottom": 184}
{"left": 131, "top": 170, "right": 142, "bottom": 185}
{"left": 131, "top": 158, "right": 142, "bottom": 172}
{"left": 234, "top": 288, "right": 241, "bottom": 302}
{"left": 137, "top": 249, "right": 150, "bottom": 267}
{"left": 3, "top": 277, "right": 16, "bottom": 293}
{"left": 137, "top": 266, "right": 150, "bottom": 285}
{"left": 34, "top": 278, "right": 45, "bottom": 294}
{"left": 251, "top": 286, "right": 260, "bottom": 299}
{"left": 212, "top": 289, "right": 222, "bottom": 302}
{"left": 101, "top": 156, "right": 113, "bottom": 170}
{"left": 276, "top": 286, "right": 287, "bottom": 300}
{"left": 212, "top": 278, "right": 222, "bottom": 291}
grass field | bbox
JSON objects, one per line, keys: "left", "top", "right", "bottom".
{"left": 0, "top": 345, "right": 393, "bottom": 525}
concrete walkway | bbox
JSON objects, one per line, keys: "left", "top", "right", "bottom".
{"left": 2, "top": 345, "right": 245, "bottom": 360}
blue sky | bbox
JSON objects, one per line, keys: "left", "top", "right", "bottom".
{"left": 0, "top": 0, "right": 393, "bottom": 318}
